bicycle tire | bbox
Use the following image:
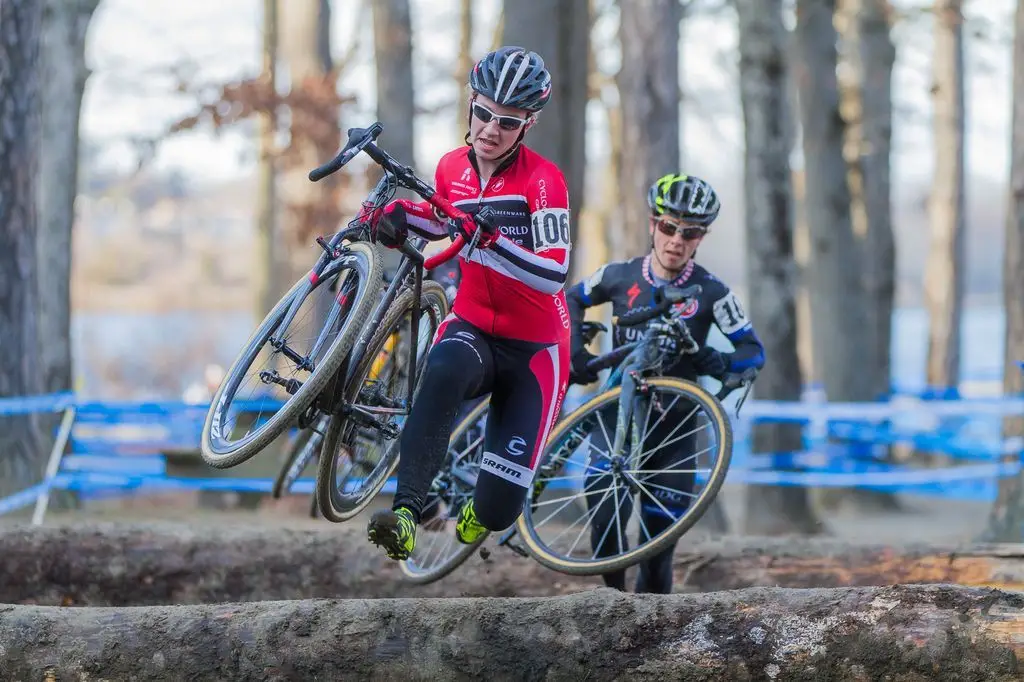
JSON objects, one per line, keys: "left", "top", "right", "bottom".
{"left": 515, "top": 376, "right": 732, "bottom": 576}
{"left": 271, "top": 416, "right": 325, "bottom": 499}
{"left": 200, "top": 241, "right": 382, "bottom": 469}
{"left": 316, "top": 280, "right": 449, "bottom": 522}
{"left": 399, "top": 399, "right": 490, "bottom": 584}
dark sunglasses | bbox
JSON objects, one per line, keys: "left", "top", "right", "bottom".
{"left": 472, "top": 101, "right": 531, "bottom": 131}
{"left": 654, "top": 218, "right": 706, "bottom": 241}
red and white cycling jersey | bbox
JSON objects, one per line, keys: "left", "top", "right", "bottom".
{"left": 400, "top": 145, "right": 572, "bottom": 345}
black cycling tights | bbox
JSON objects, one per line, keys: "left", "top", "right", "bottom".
{"left": 392, "top": 315, "right": 569, "bottom": 531}
{"left": 583, "top": 403, "right": 698, "bottom": 594}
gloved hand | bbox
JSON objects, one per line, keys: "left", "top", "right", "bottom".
{"left": 690, "top": 345, "right": 729, "bottom": 378}
{"left": 447, "top": 210, "right": 499, "bottom": 250}
{"left": 372, "top": 200, "right": 412, "bottom": 249}
{"left": 570, "top": 348, "right": 600, "bottom": 385}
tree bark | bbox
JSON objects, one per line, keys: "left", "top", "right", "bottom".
{"left": 254, "top": 0, "right": 281, "bottom": 315}
{"left": 372, "top": 0, "right": 414, "bottom": 170}
{"left": 837, "top": 0, "right": 896, "bottom": 403}
{"left": 736, "top": 0, "right": 823, "bottom": 535}
{"left": 0, "top": 0, "right": 45, "bottom": 500}
{"left": 13, "top": 526, "right": 1024, "bottom": 606}
{"left": 793, "top": 0, "right": 873, "bottom": 405}
{"left": 276, "top": 0, "right": 339, "bottom": 286}
{"left": 984, "top": 0, "right": 1024, "bottom": 542}
{"left": 924, "top": 0, "right": 967, "bottom": 394}
{"left": 614, "top": 0, "right": 680, "bottom": 262}
{"left": 455, "top": 0, "right": 473, "bottom": 142}
{"left": 2, "top": 585, "right": 1022, "bottom": 680}
{"left": 503, "top": 0, "right": 589, "bottom": 281}
{"left": 36, "top": 0, "right": 100, "bottom": 397}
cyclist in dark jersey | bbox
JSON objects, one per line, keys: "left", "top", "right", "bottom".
{"left": 566, "top": 173, "right": 765, "bottom": 593}
{"left": 365, "top": 47, "right": 573, "bottom": 561}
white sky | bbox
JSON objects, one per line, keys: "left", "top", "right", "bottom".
{"left": 80, "top": 0, "right": 1019, "bottom": 195}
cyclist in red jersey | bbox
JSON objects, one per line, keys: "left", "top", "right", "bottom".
{"left": 365, "top": 46, "right": 572, "bottom": 560}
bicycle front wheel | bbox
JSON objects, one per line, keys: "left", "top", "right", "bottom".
{"left": 200, "top": 241, "right": 382, "bottom": 469}
{"left": 516, "top": 376, "right": 732, "bottom": 576}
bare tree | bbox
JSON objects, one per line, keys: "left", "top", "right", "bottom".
{"left": 0, "top": 0, "right": 45, "bottom": 498}
{"left": 793, "top": 0, "right": 873, "bottom": 405}
{"left": 503, "top": 0, "right": 589, "bottom": 280}
{"left": 373, "top": 0, "right": 414, "bottom": 168}
{"left": 983, "top": 0, "right": 1024, "bottom": 542}
{"left": 254, "top": 0, "right": 281, "bottom": 315}
{"left": 36, "top": 0, "right": 101, "bottom": 396}
{"left": 837, "top": 0, "right": 896, "bottom": 404}
{"left": 736, "top": 0, "right": 824, "bottom": 535}
{"left": 276, "top": 0, "right": 341, "bottom": 285}
{"left": 923, "top": 0, "right": 966, "bottom": 394}
{"left": 615, "top": 0, "right": 681, "bottom": 262}
{"left": 455, "top": 0, "right": 473, "bottom": 141}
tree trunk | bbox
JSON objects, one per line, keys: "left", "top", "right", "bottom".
{"left": 736, "top": 0, "right": 823, "bottom": 535}
{"left": 503, "top": 0, "right": 589, "bottom": 281}
{"left": 0, "top": 0, "right": 44, "bottom": 500}
{"left": 2, "top": 585, "right": 1022, "bottom": 679}
{"left": 36, "top": 0, "right": 99, "bottom": 397}
{"left": 11, "top": 526, "right": 1024, "bottom": 607}
{"left": 680, "top": 536, "right": 1024, "bottom": 592}
{"left": 837, "top": 0, "right": 896, "bottom": 403}
{"left": 372, "top": 0, "right": 414, "bottom": 274}
{"left": 372, "top": 0, "right": 414, "bottom": 170}
{"left": 254, "top": 0, "right": 281, "bottom": 316}
{"left": 924, "top": 0, "right": 966, "bottom": 394}
{"left": 614, "top": 0, "right": 680, "bottom": 262}
{"left": 794, "top": 0, "right": 873, "bottom": 405}
{"left": 984, "top": 0, "right": 1024, "bottom": 543}
{"left": 455, "top": 0, "right": 473, "bottom": 143}
{"left": 832, "top": 0, "right": 902, "bottom": 513}
{"left": 276, "top": 0, "right": 339, "bottom": 287}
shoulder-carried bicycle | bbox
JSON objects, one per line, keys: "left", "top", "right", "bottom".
{"left": 399, "top": 284, "right": 757, "bottom": 583}
{"left": 199, "top": 123, "right": 498, "bottom": 525}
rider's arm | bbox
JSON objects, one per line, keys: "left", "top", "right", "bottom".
{"left": 476, "top": 164, "right": 571, "bottom": 295}
{"left": 711, "top": 290, "right": 766, "bottom": 372}
{"left": 397, "top": 165, "right": 451, "bottom": 241}
{"left": 566, "top": 264, "right": 613, "bottom": 356}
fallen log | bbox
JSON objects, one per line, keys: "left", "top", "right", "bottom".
{"left": 5, "top": 524, "right": 1024, "bottom": 606}
{"left": 1, "top": 584, "right": 1022, "bottom": 680}
{"left": 677, "top": 536, "right": 1024, "bottom": 593}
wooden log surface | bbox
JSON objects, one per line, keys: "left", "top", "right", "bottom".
{"left": 4, "top": 524, "right": 1024, "bottom": 606}
{"left": 1, "top": 584, "right": 1022, "bottom": 680}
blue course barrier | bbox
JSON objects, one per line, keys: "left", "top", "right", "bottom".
{"left": 0, "top": 385, "right": 1021, "bottom": 521}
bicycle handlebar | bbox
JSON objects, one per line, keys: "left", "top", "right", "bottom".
{"left": 309, "top": 123, "right": 496, "bottom": 271}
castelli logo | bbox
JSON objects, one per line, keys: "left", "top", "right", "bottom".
{"left": 490, "top": 177, "right": 505, "bottom": 192}
{"left": 676, "top": 299, "right": 699, "bottom": 319}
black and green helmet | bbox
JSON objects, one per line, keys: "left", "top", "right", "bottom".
{"left": 646, "top": 174, "right": 721, "bottom": 227}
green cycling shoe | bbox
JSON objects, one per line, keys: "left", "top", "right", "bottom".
{"left": 455, "top": 499, "right": 489, "bottom": 545}
{"left": 367, "top": 506, "right": 417, "bottom": 560}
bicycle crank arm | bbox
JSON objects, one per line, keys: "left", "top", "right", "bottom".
{"left": 341, "top": 404, "right": 401, "bottom": 438}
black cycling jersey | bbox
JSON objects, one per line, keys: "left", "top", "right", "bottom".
{"left": 566, "top": 254, "right": 765, "bottom": 380}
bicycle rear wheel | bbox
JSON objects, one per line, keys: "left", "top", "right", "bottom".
{"left": 515, "top": 376, "right": 732, "bottom": 576}
{"left": 399, "top": 398, "right": 490, "bottom": 584}
{"left": 201, "top": 241, "right": 382, "bottom": 469}
{"left": 271, "top": 413, "right": 328, "bottom": 499}
{"left": 315, "top": 280, "right": 449, "bottom": 522}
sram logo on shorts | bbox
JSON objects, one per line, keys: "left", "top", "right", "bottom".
{"left": 480, "top": 452, "right": 534, "bottom": 488}
{"left": 530, "top": 208, "right": 570, "bottom": 252}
